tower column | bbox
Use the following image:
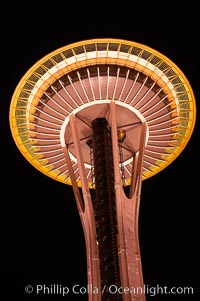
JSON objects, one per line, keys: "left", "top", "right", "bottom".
{"left": 63, "top": 103, "right": 147, "bottom": 301}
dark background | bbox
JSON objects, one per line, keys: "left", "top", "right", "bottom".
{"left": 1, "top": 3, "right": 199, "bottom": 300}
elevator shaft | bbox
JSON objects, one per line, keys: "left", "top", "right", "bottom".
{"left": 91, "top": 118, "right": 122, "bottom": 301}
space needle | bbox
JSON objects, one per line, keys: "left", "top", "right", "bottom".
{"left": 9, "top": 38, "right": 196, "bottom": 300}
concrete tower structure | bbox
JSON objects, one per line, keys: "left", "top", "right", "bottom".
{"left": 9, "top": 39, "right": 196, "bottom": 300}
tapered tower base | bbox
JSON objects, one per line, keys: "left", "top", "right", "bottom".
{"left": 63, "top": 101, "right": 147, "bottom": 300}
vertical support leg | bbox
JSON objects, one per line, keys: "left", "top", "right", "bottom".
{"left": 63, "top": 113, "right": 101, "bottom": 301}
{"left": 110, "top": 100, "right": 147, "bottom": 301}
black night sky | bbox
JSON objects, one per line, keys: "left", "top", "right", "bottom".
{"left": 2, "top": 3, "right": 200, "bottom": 300}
